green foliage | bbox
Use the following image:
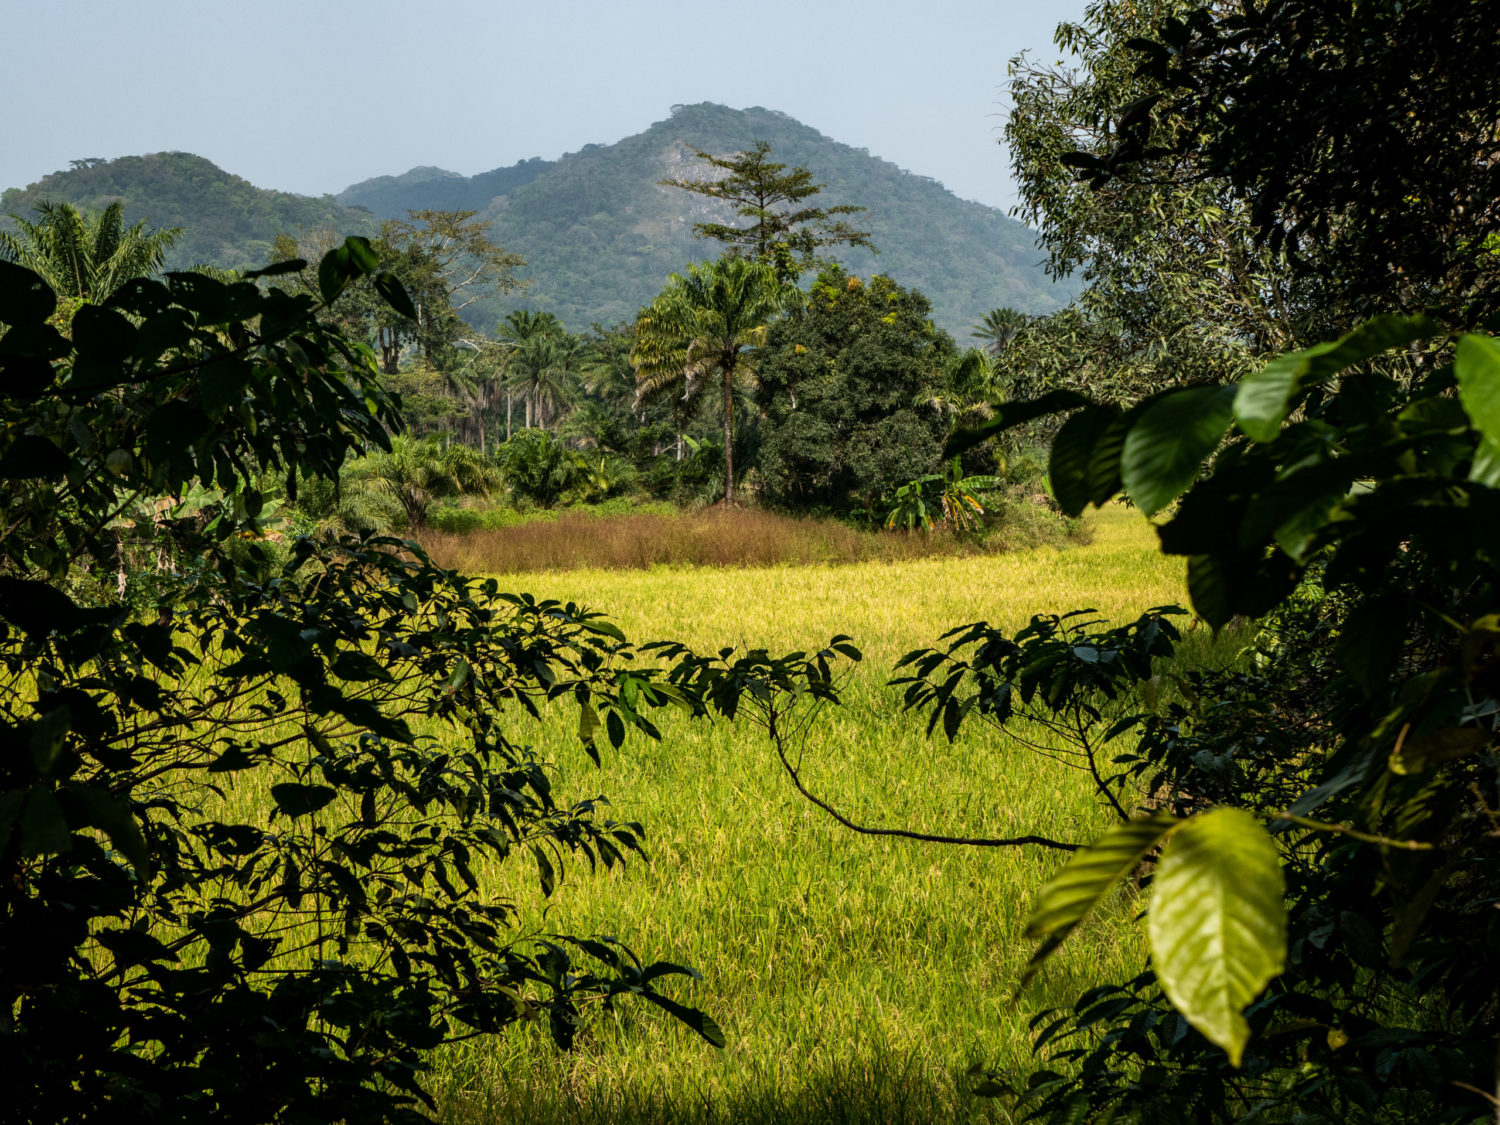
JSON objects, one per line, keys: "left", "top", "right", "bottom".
{"left": 0, "top": 245, "right": 721, "bottom": 1121}
{"left": 1146, "top": 808, "right": 1286, "bottom": 1066}
{"left": 344, "top": 434, "right": 500, "bottom": 530}
{"left": 337, "top": 103, "right": 1071, "bottom": 338}
{"left": 948, "top": 316, "right": 1500, "bottom": 1120}
{"left": 882, "top": 461, "right": 998, "bottom": 535}
{"left": 757, "top": 269, "right": 954, "bottom": 511}
{"left": 1086, "top": 0, "right": 1500, "bottom": 325}
{"left": 633, "top": 256, "right": 789, "bottom": 505}
{"left": 661, "top": 140, "right": 874, "bottom": 280}
{"left": 498, "top": 428, "right": 580, "bottom": 509}
{"left": 1, "top": 152, "right": 377, "bottom": 271}
{"left": 1003, "top": 0, "right": 1319, "bottom": 408}
{"left": 0, "top": 200, "right": 181, "bottom": 301}
{"left": 970, "top": 306, "right": 1028, "bottom": 356}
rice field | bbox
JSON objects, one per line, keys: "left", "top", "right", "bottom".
{"left": 393, "top": 503, "right": 1204, "bottom": 1123}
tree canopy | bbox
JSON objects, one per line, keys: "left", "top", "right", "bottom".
{"left": 661, "top": 140, "right": 874, "bottom": 280}
{"left": 756, "top": 269, "right": 953, "bottom": 512}
{"left": 633, "top": 256, "right": 789, "bottom": 506}
{"left": 0, "top": 243, "right": 722, "bottom": 1122}
{"left": 0, "top": 200, "right": 181, "bottom": 302}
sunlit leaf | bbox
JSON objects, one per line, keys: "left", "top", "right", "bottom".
{"left": 1147, "top": 808, "right": 1286, "bottom": 1066}
{"left": 1022, "top": 815, "right": 1180, "bottom": 984}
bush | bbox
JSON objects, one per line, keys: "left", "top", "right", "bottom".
{"left": 0, "top": 250, "right": 719, "bottom": 1123}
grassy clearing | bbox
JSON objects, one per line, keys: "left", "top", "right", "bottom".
{"left": 412, "top": 503, "right": 1212, "bottom": 1123}
{"left": 420, "top": 503, "right": 1083, "bottom": 574}
{"left": 201, "top": 503, "right": 1210, "bottom": 1123}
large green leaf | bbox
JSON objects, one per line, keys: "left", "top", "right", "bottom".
{"left": 1147, "top": 808, "right": 1287, "bottom": 1066}
{"left": 1122, "top": 385, "right": 1236, "bottom": 516}
{"left": 943, "top": 389, "right": 1091, "bottom": 459}
{"left": 1022, "top": 815, "right": 1179, "bottom": 984}
{"left": 0, "top": 261, "right": 57, "bottom": 324}
{"left": 1048, "top": 405, "right": 1117, "bottom": 517}
{"left": 1235, "top": 314, "right": 1438, "bottom": 442}
{"left": 1456, "top": 336, "right": 1500, "bottom": 477}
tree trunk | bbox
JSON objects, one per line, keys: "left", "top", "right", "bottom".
{"left": 722, "top": 365, "right": 735, "bottom": 507}
{"left": 506, "top": 391, "right": 513, "bottom": 441}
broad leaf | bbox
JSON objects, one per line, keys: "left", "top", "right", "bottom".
{"left": 343, "top": 235, "right": 380, "bottom": 274}
{"left": 374, "top": 271, "right": 418, "bottom": 320}
{"left": 1022, "top": 815, "right": 1179, "bottom": 984}
{"left": 270, "top": 783, "right": 337, "bottom": 818}
{"left": 1122, "top": 385, "right": 1236, "bottom": 516}
{"left": 1456, "top": 335, "right": 1500, "bottom": 470}
{"left": 639, "top": 990, "right": 727, "bottom": 1048}
{"left": 1236, "top": 314, "right": 1437, "bottom": 442}
{"left": 944, "top": 389, "right": 1090, "bottom": 458}
{"left": 318, "top": 244, "right": 352, "bottom": 305}
{"left": 1049, "top": 406, "right": 1117, "bottom": 517}
{"left": 0, "top": 261, "right": 57, "bottom": 324}
{"left": 1147, "top": 808, "right": 1286, "bottom": 1066}
{"left": 1389, "top": 727, "right": 1492, "bottom": 775}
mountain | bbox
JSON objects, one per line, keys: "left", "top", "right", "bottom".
{"left": 340, "top": 103, "right": 1070, "bottom": 338}
{"left": 1, "top": 105, "right": 1070, "bottom": 338}
{"left": 340, "top": 158, "right": 555, "bottom": 217}
{"left": 0, "top": 152, "right": 377, "bottom": 271}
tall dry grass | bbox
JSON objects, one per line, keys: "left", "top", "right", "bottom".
{"left": 420, "top": 506, "right": 1080, "bottom": 574}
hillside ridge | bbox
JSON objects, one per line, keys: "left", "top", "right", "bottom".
{"left": 3, "top": 105, "right": 1070, "bottom": 336}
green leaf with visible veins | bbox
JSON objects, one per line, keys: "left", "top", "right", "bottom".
{"left": 1122, "top": 385, "right": 1236, "bottom": 516}
{"left": 1236, "top": 314, "right": 1437, "bottom": 442}
{"left": 1147, "top": 808, "right": 1287, "bottom": 1066}
{"left": 1456, "top": 336, "right": 1500, "bottom": 485}
{"left": 1022, "top": 815, "right": 1179, "bottom": 984}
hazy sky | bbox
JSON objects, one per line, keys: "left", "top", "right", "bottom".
{"left": 3, "top": 0, "right": 1088, "bottom": 214}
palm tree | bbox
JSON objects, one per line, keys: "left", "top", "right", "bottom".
{"left": 496, "top": 310, "right": 564, "bottom": 439}
{"left": 345, "top": 435, "right": 499, "bottom": 530}
{"left": 633, "top": 257, "right": 787, "bottom": 506}
{"left": 917, "top": 347, "right": 1007, "bottom": 428}
{"left": 971, "top": 307, "right": 1029, "bottom": 357}
{"left": 505, "top": 331, "right": 581, "bottom": 431}
{"left": 0, "top": 201, "right": 182, "bottom": 300}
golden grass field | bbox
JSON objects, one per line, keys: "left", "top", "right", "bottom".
{"left": 392, "top": 503, "right": 1209, "bottom": 1124}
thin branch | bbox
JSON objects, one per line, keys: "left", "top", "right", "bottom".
{"left": 767, "top": 709, "right": 1080, "bottom": 852}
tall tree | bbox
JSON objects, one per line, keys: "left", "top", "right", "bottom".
{"left": 662, "top": 141, "right": 874, "bottom": 280}
{"left": 496, "top": 309, "right": 564, "bottom": 439}
{"left": 505, "top": 330, "right": 582, "bottom": 432}
{"left": 378, "top": 209, "right": 526, "bottom": 365}
{"left": 970, "top": 307, "right": 1028, "bottom": 357}
{"left": 1005, "top": 0, "right": 1320, "bottom": 400}
{"left": 756, "top": 269, "right": 953, "bottom": 511}
{"left": 1079, "top": 0, "right": 1500, "bottom": 326}
{"left": 633, "top": 257, "right": 787, "bottom": 506}
{"left": 0, "top": 200, "right": 181, "bottom": 301}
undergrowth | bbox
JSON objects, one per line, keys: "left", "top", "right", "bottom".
{"left": 420, "top": 503, "right": 1084, "bottom": 574}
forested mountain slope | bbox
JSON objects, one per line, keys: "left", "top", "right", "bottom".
{"left": 341, "top": 103, "right": 1071, "bottom": 336}
{"left": 0, "top": 152, "right": 377, "bottom": 271}
{"left": 2, "top": 105, "right": 1071, "bottom": 337}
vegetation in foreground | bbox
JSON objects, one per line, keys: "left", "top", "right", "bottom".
{"left": 205, "top": 505, "right": 1202, "bottom": 1124}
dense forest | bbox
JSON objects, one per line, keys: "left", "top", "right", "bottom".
{"left": 0, "top": 152, "right": 377, "bottom": 269}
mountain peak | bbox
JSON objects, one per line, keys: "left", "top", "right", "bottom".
{"left": 3, "top": 106, "right": 1070, "bottom": 336}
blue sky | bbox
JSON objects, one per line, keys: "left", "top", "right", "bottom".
{"left": 3, "top": 0, "right": 1087, "bottom": 213}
